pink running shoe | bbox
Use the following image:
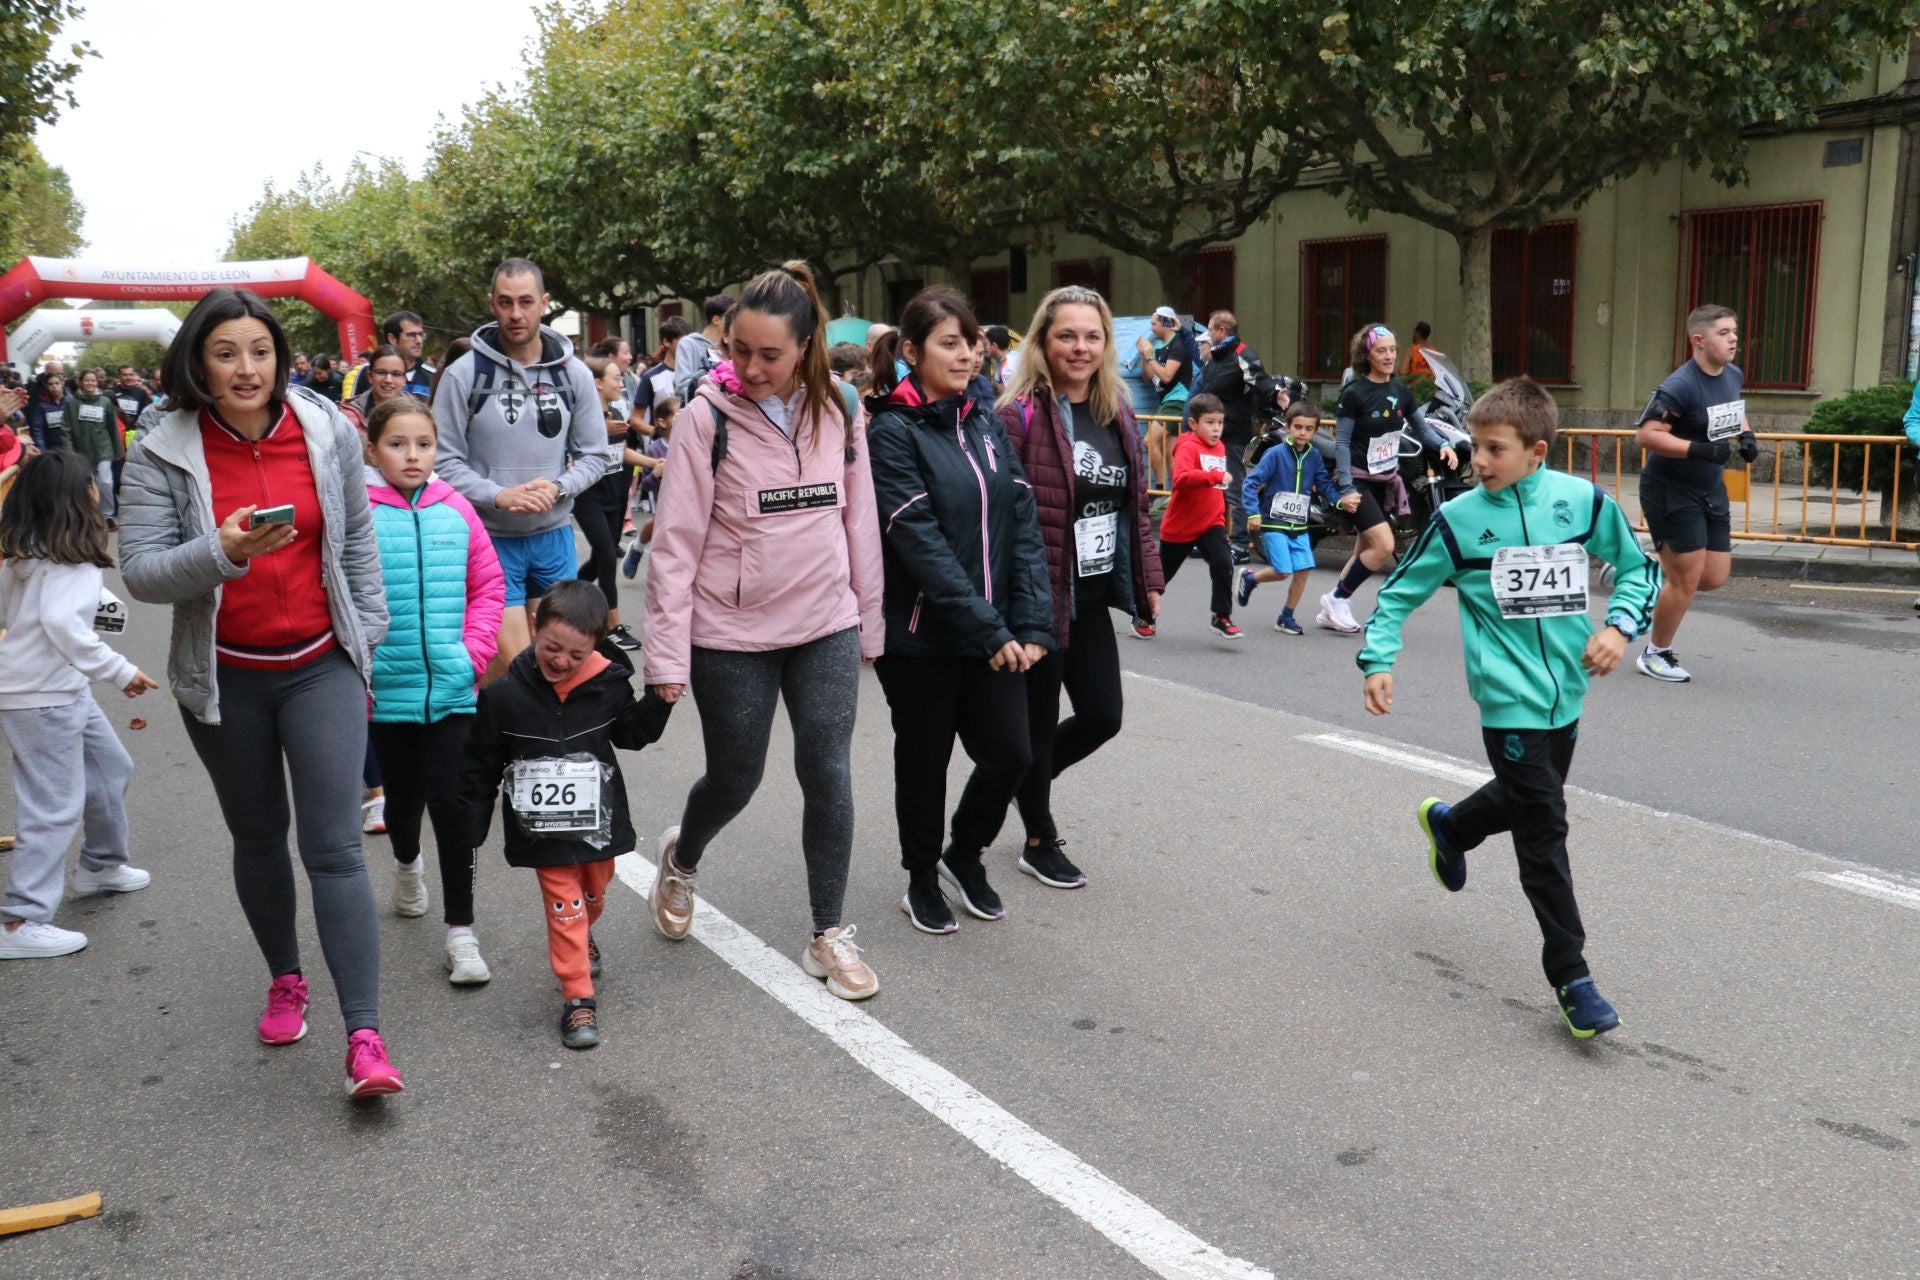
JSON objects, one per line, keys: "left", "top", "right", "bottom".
{"left": 345, "top": 1029, "right": 404, "bottom": 1098}
{"left": 258, "top": 974, "right": 309, "bottom": 1045}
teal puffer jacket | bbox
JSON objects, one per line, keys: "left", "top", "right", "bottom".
{"left": 368, "top": 474, "right": 505, "bottom": 723}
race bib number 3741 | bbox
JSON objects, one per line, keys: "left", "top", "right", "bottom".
{"left": 1491, "top": 544, "right": 1589, "bottom": 619}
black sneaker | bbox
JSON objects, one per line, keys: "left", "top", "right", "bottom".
{"left": 900, "top": 872, "right": 957, "bottom": 934}
{"left": 1554, "top": 977, "right": 1620, "bottom": 1039}
{"left": 1018, "top": 839, "right": 1087, "bottom": 889}
{"left": 588, "top": 931, "right": 602, "bottom": 978}
{"left": 561, "top": 997, "right": 601, "bottom": 1049}
{"left": 608, "top": 624, "right": 641, "bottom": 651}
{"left": 1418, "top": 799, "right": 1465, "bottom": 892}
{"left": 937, "top": 848, "right": 1005, "bottom": 921}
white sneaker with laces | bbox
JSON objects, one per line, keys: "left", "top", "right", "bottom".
{"left": 72, "top": 863, "right": 151, "bottom": 894}
{"left": 393, "top": 866, "right": 429, "bottom": 918}
{"left": 1318, "top": 591, "right": 1361, "bottom": 633}
{"left": 445, "top": 932, "right": 491, "bottom": 984}
{"left": 0, "top": 920, "right": 88, "bottom": 959}
{"left": 1636, "top": 647, "right": 1692, "bottom": 683}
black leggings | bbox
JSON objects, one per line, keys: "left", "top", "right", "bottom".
{"left": 1016, "top": 604, "right": 1122, "bottom": 844}
{"left": 1159, "top": 525, "right": 1234, "bottom": 618}
{"left": 874, "top": 654, "right": 1031, "bottom": 871}
{"left": 574, "top": 475, "right": 627, "bottom": 611}
{"left": 368, "top": 715, "right": 478, "bottom": 927}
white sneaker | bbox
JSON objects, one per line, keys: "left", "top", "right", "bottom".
{"left": 1317, "top": 591, "right": 1361, "bottom": 633}
{"left": 445, "top": 932, "right": 491, "bottom": 985}
{"left": 392, "top": 866, "right": 429, "bottom": 918}
{"left": 1636, "top": 647, "right": 1692, "bottom": 683}
{"left": 0, "top": 920, "right": 88, "bottom": 959}
{"left": 361, "top": 797, "right": 387, "bottom": 835}
{"left": 72, "top": 863, "right": 151, "bottom": 894}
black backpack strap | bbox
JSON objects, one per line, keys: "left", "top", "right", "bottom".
{"left": 837, "top": 380, "right": 859, "bottom": 462}
{"left": 465, "top": 351, "right": 498, "bottom": 417}
{"left": 709, "top": 397, "right": 728, "bottom": 475}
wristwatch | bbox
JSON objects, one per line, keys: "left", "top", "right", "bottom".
{"left": 1607, "top": 616, "right": 1637, "bottom": 641}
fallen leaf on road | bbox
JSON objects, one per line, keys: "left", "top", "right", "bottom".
{"left": 128, "top": 718, "right": 147, "bottom": 730}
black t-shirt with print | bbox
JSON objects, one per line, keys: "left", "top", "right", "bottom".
{"left": 1069, "top": 400, "right": 1129, "bottom": 606}
{"left": 1640, "top": 360, "right": 1745, "bottom": 490}
{"left": 1335, "top": 377, "right": 1417, "bottom": 483}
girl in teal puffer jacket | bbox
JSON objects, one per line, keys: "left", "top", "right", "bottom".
{"left": 364, "top": 398, "right": 506, "bottom": 985}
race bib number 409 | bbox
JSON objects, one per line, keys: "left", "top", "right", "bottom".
{"left": 1269, "top": 490, "right": 1309, "bottom": 524}
{"left": 1491, "top": 544, "right": 1589, "bottom": 619}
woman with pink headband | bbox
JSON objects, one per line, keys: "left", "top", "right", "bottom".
{"left": 1318, "top": 325, "right": 1457, "bottom": 634}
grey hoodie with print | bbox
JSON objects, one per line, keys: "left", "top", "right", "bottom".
{"left": 430, "top": 322, "right": 611, "bottom": 537}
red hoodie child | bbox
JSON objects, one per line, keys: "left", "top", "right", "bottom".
{"left": 1156, "top": 398, "right": 1240, "bottom": 637}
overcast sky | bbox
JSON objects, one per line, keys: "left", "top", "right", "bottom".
{"left": 37, "top": 0, "right": 547, "bottom": 265}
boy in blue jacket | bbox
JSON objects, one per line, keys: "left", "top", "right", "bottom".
{"left": 1357, "top": 379, "right": 1660, "bottom": 1039}
{"left": 1237, "top": 401, "right": 1344, "bottom": 634}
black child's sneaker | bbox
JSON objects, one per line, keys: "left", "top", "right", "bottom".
{"left": 561, "top": 997, "right": 601, "bottom": 1050}
{"left": 938, "top": 847, "right": 1006, "bottom": 921}
{"left": 1018, "top": 839, "right": 1087, "bottom": 889}
{"left": 1555, "top": 977, "right": 1621, "bottom": 1039}
{"left": 1418, "top": 798, "right": 1466, "bottom": 892}
{"left": 588, "top": 931, "right": 602, "bottom": 978}
{"left": 608, "top": 624, "right": 641, "bottom": 651}
{"left": 900, "top": 871, "right": 958, "bottom": 935}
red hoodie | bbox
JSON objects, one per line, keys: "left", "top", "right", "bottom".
{"left": 1159, "top": 431, "right": 1229, "bottom": 542}
{"left": 202, "top": 407, "right": 336, "bottom": 669}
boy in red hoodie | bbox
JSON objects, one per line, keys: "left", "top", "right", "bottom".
{"left": 1157, "top": 394, "right": 1240, "bottom": 638}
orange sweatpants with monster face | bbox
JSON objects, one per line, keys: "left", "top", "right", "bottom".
{"left": 537, "top": 860, "right": 616, "bottom": 999}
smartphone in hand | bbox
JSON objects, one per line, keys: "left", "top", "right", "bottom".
{"left": 248, "top": 504, "right": 295, "bottom": 530}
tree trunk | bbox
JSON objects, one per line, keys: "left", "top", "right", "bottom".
{"left": 1456, "top": 226, "right": 1494, "bottom": 385}
{"left": 1154, "top": 253, "right": 1189, "bottom": 314}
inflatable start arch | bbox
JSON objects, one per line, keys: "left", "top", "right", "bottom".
{"left": 6, "top": 308, "right": 184, "bottom": 370}
{"left": 0, "top": 256, "right": 375, "bottom": 367}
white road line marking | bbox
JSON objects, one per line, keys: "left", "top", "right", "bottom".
{"left": 1300, "top": 732, "right": 1491, "bottom": 787}
{"left": 611, "top": 852, "right": 1273, "bottom": 1280}
{"left": 1799, "top": 870, "right": 1920, "bottom": 914}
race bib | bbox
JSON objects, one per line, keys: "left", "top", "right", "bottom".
{"left": 1491, "top": 544, "right": 1589, "bottom": 619}
{"left": 753, "top": 482, "right": 839, "bottom": 515}
{"left": 79, "top": 403, "right": 106, "bottom": 422}
{"left": 1366, "top": 432, "right": 1400, "bottom": 475}
{"left": 1269, "top": 490, "right": 1310, "bottom": 524}
{"left": 1074, "top": 512, "right": 1117, "bottom": 578}
{"left": 1199, "top": 453, "right": 1228, "bottom": 489}
{"left": 508, "top": 759, "right": 602, "bottom": 834}
{"left": 1706, "top": 399, "right": 1746, "bottom": 442}
{"left": 94, "top": 586, "right": 127, "bottom": 635}
{"left": 116, "top": 397, "right": 140, "bottom": 416}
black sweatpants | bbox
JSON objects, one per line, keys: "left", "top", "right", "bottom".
{"left": 1223, "top": 440, "right": 1251, "bottom": 555}
{"left": 368, "top": 715, "right": 478, "bottom": 927}
{"left": 574, "top": 474, "right": 628, "bottom": 611}
{"left": 1158, "top": 525, "right": 1234, "bottom": 620}
{"left": 1447, "top": 723, "right": 1588, "bottom": 987}
{"left": 1017, "top": 604, "right": 1122, "bottom": 844}
{"left": 874, "top": 654, "right": 1031, "bottom": 871}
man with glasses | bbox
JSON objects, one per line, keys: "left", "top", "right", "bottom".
{"left": 383, "top": 310, "right": 435, "bottom": 399}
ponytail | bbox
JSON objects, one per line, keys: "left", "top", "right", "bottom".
{"left": 868, "top": 330, "right": 906, "bottom": 400}
{"left": 735, "top": 259, "right": 845, "bottom": 456}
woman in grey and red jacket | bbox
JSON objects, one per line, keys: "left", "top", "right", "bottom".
{"left": 865, "top": 286, "right": 1053, "bottom": 936}
{"left": 641, "top": 261, "right": 885, "bottom": 1001}
{"left": 994, "top": 286, "right": 1164, "bottom": 889}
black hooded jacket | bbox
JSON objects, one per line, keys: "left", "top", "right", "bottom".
{"left": 865, "top": 385, "right": 1053, "bottom": 659}
{"left": 457, "top": 642, "right": 673, "bottom": 868}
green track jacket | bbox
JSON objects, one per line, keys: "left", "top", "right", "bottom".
{"left": 1357, "top": 466, "right": 1660, "bottom": 730}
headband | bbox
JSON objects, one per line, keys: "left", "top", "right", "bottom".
{"left": 1364, "top": 325, "right": 1395, "bottom": 350}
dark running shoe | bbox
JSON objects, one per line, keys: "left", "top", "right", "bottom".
{"left": 1018, "top": 839, "right": 1087, "bottom": 890}
{"left": 608, "top": 624, "right": 641, "bottom": 651}
{"left": 1210, "top": 615, "right": 1243, "bottom": 639}
{"left": 900, "top": 873, "right": 957, "bottom": 935}
{"left": 588, "top": 931, "right": 602, "bottom": 978}
{"left": 1274, "top": 613, "right": 1304, "bottom": 636}
{"left": 561, "top": 997, "right": 601, "bottom": 1050}
{"left": 1418, "top": 798, "right": 1465, "bottom": 892}
{"left": 938, "top": 849, "right": 1005, "bottom": 921}
{"left": 1555, "top": 977, "right": 1621, "bottom": 1039}
{"left": 1237, "top": 568, "right": 1257, "bottom": 608}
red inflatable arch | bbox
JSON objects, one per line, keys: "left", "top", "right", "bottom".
{"left": 0, "top": 256, "right": 376, "bottom": 367}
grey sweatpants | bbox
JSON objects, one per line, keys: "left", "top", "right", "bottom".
{"left": 180, "top": 649, "right": 382, "bottom": 1032}
{"left": 675, "top": 627, "right": 860, "bottom": 933}
{"left": 0, "top": 690, "right": 135, "bottom": 924}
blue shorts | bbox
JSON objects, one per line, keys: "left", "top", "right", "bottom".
{"left": 1260, "top": 530, "right": 1316, "bottom": 574}
{"left": 493, "top": 525, "right": 578, "bottom": 607}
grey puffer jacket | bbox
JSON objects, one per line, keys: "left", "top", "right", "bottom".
{"left": 119, "top": 387, "right": 387, "bottom": 724}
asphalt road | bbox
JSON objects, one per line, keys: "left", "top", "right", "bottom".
{"left": 2, "top": 551, "right": 1916, "bottom": 1279}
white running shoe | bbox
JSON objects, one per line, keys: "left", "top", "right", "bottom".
{"left": 72, "top": 863, "right": 151, "bottom": 894}
{"left": 445, "top": 932, "right": 491, "bottom": 985}
{"left": 393, "top": 866, "right": 429, "bottom": 918}
{"left": 1317, "top": 590, "right": 1361, "bottom": 633}
{"left": 0, "top": 920, "right": 88, "bottom": 959}
{"left": 1636, "top": 647, "right": 1692, "bottom": 682}
{"left": 362, "top": 797, "right": 388, "bottom": 835}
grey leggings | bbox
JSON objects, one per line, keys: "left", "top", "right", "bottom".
{"left": 181, "top": 649, "right": 381, "bottom": 1032}
{"left": 674, "top": 627, "right": 860, "bottom": 932}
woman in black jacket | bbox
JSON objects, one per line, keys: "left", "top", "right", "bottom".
{"left": 866, "top": 287, "right": 1053, "bottom": 936}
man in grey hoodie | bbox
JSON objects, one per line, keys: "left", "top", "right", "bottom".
{"left": 433, "top": 257, "right": 612, "bottom": 677}
{"left": 671, "top": 293, "right": 734, "bottom": 406}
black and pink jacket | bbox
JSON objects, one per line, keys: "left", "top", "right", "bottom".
{"left": 865, "top": 379, "right": 1053, "bottom": 659}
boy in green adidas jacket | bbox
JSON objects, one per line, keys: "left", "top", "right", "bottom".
{"left": 1357, "top": 379, "right": 1660, "bottom": 1039}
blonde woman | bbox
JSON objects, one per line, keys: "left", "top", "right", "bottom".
{"left": 992, "top": 287, "right": 1164, "bottom": 889}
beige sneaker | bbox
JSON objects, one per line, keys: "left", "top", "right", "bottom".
{"left": 802, "top": 925, "right": 878, "bottom": 1001}
{"left": 651, "top": 827, "right": 696, "bottom": 940}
